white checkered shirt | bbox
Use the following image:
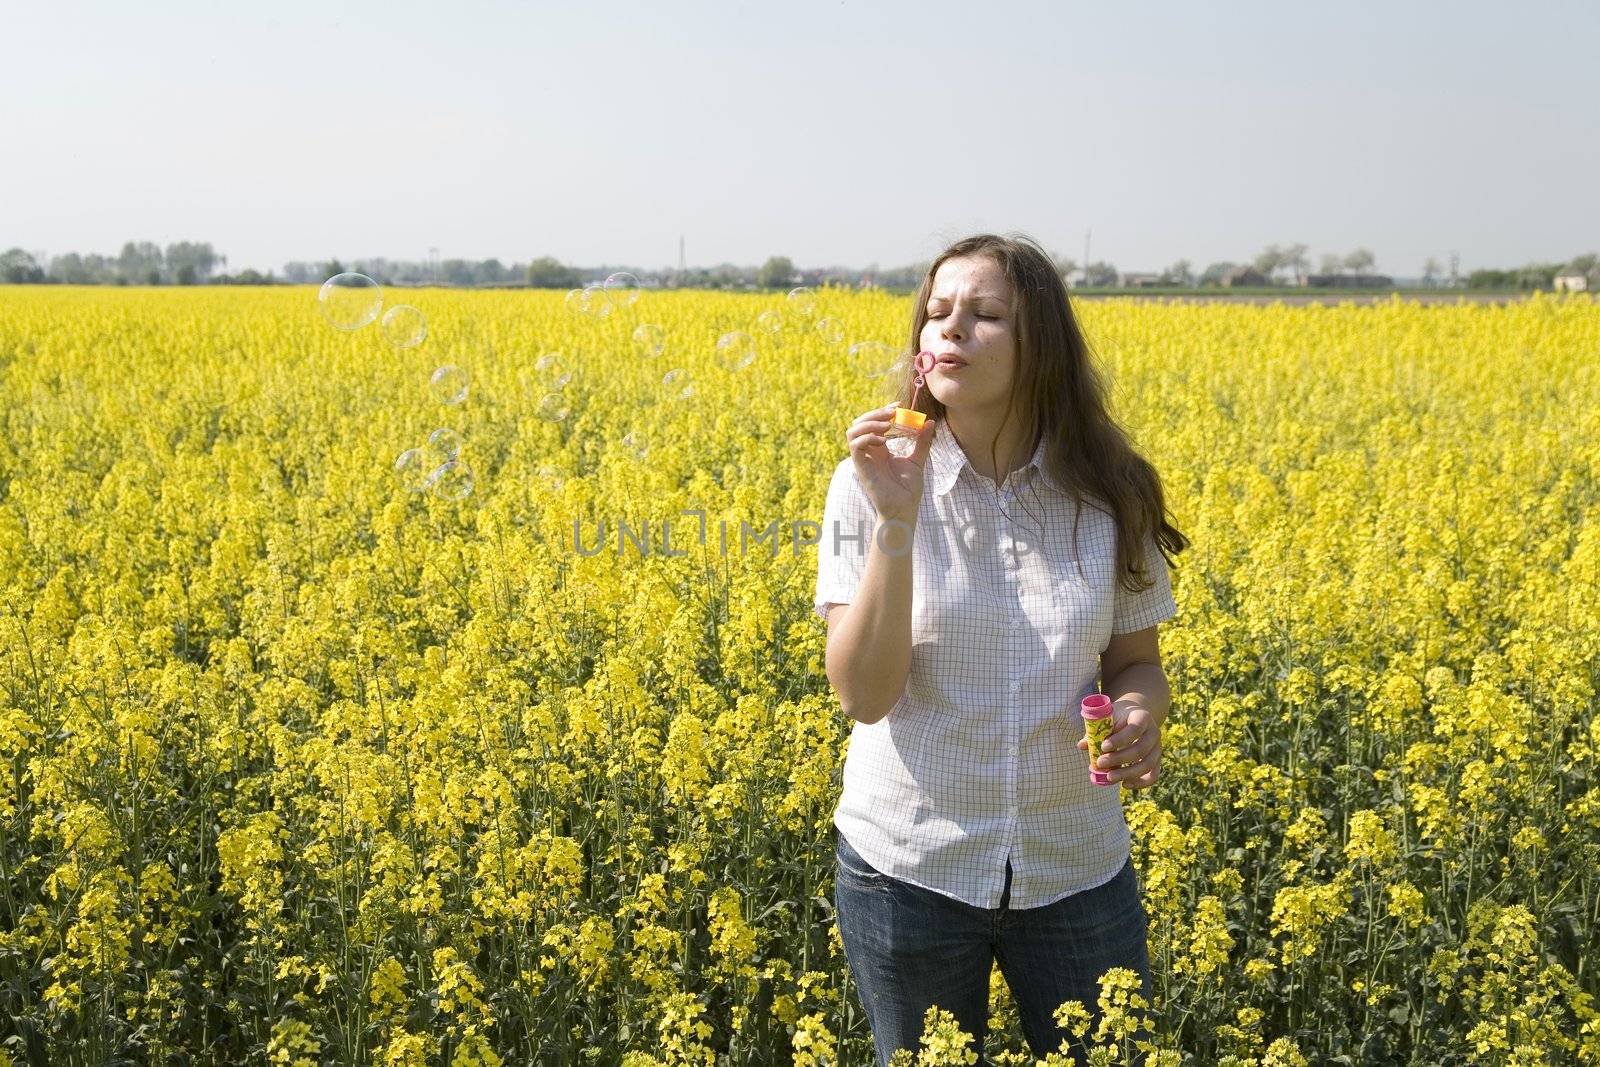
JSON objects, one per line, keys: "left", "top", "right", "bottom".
{"left": 814, "top": 421, "right": 1178, "bottom": 909}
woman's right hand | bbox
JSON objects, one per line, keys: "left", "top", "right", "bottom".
{"left": 846, "top": 403, "right": 936, "bottom": 524}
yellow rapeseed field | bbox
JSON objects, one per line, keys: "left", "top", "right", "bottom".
{"left": 1, "top": 283, "right": 1597, "bottom": 1066}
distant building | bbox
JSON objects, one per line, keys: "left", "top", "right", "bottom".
{"left": 1306, "top": 273, "right": 1394, "bottom": 288}
{"left": 1554, "top": 272, "right": 1588, "bottom": 293}
{"left": 1220, "top": 265, "right": 1268, "bottom": 287}
{"left": 1119, "top": 272, "right": 1164, "bottom": 288}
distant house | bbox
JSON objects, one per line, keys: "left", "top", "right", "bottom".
{"left": 1220, "top": 266, "right": 1268, "bottom": 287}
{"left": 1554, "top": 272, "right": 1588, "bottom": 293}
{"left": 1119, "top": 272, "right": 1164, "bottom": 288}
{"left": 1306, "top": 273, "right": 1395, "bottom": 289}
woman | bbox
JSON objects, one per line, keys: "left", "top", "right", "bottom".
{"left": 813, "top": 233, "right": 1189, "bottom": 1066}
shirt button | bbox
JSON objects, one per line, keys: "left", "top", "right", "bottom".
{"left": 1008, "top": 681, "right": 1020, "bottom": 693}
{"left": 1008, "top": 616, "right": 1019, "bottom": 627}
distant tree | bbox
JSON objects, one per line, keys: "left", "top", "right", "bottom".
{"left": 757, "top": 255, "right": 795, "bottom": 289}
{"left": 165, "top": 241, "right": 218, "bottom": 283}
{"left": 526, "top": 256, "right": 581, "bottom": 288}
{"left": 176, "top": 264, "right": 197, "bottom": 285}
{"left": 1515, "top": 263, "right": 1558, "bottom": 290}
{"left": 50, "top": 253, "right": 91, "bottom": 284}
{"left": 1083, "top": 261, "right": 1119, "bottom": 287}
{"left": 1318, "top": 253, "right": 1344, "bottom": 276}
{"left": 1283, "top": 243, "right": 1309, "bottom": 285}
{"left": 1466, "top": 269, "right": 1515, "bottom": 290}
{"left": 477, "top": 258, "right": 508, "bottom": 284}
{"left": 118, "top": 241, "right": 164, "bottom": 284}
{"left": 1421, "top": 257, "right": 1442, "bottom": 286}
{"left": 282, "top": 262, "right": 314, "bottom": 284}
{"left": 1252, "top": 245, "right": 1285, "bottom": 284}
{"left": 1342, "top": 248, "right": 1376, "bottom": 275}
{"left": 146, "top": 268, "right": 161, "bottom": 285}
{"left": 1563, "top": 253, "right": 1599, "bottom": 284}
{"left": 1198, "top": 262, "right": 1237, "bottom": 287}
{"left": 1160, "top": 259, "right": 1194, "bottom": 287}
{"left": 0, "top": 248, "right": 45, "bottom": 283}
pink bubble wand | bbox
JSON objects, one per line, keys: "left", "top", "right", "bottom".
{"left": 884, "top": 350, "right": 937, "bottom": 439}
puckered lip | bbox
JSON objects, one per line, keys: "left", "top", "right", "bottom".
{"left": 934, "top": 353, "right": 968, "bottom": 366}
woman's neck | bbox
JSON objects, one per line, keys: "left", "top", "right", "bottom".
{"left": 943, "top": 409, "right": 1032, "bottom": 488}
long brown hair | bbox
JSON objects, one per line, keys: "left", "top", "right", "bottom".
{"left": 900, "top": 232, "right": 1188, "bottom": 594}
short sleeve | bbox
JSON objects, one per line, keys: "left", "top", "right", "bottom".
{"left": 813, "top": 458, "right": 877, "bottom": 621}
{"left": 1111, "top": 532, "right": 1178, "bottom": 635}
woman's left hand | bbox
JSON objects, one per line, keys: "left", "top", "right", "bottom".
{"left": 1076, "top": 702, "right": 1163, "bottom": 789}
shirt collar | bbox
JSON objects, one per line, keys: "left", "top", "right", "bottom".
{"left": 928, "top": 421, "right": 1057, "bottom": 496}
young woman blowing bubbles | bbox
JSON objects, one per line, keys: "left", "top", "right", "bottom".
{"left": 814, "top": 233, "right": 1189, "bottom": 1066}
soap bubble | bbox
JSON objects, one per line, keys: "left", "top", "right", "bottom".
{"left": 755, "top": 310, "right": 783, "bottom": 340}
{"left": 715, "top": 331, "right": 757, "bottom": 372}
{"left": 534, "top": 352, "right": 573, "bottom": 389}
{"left": 662, "top": 368, "right": 694, "bottom": 400}
{"left": 393, "top": 448, "right": 431, "bottom": 493}
{"left": 582, "top": 284, "right": 613, "bottom": 319}
{"left": 815, "top": 318, "right": 845, "bottom": 344}
{"left": 604, "top": 271, "right": 641, "bottom": 307}
{"left": 429, "top": 459, "right": 475, "bottom": 501}
{"left": 564, "top": 289, "right": 586, "bottom": 315}
{"left": 429, "top": 364, "right": 469, "bottom": 405}
{"left": 425, "top": 427, "right": 461, "bottom": 466}
{"left": 537, "top": 392, "right": 571, "bottom": 421}
{"left": 849, "top": 341, "right": 896, "bottom": 377}
{"left": 380, "top": 304, "right": 427, "bottom": 348}
{"left": 632, "top": 323, "right": 666, "bottom": 358}
{"left": 787, "top": 286, "right": 817, "bottom": 319}
{"left": 319, "top": 273, "right": 383, "bottom": 331}
{"left": 622, "top": 431, "right": 649, "bottom": 459}
{"left": 537, "top": 464, "right": 566, "bottom": 490}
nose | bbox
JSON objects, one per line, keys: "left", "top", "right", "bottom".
{"left": 939, "top": 314, "right": 966, "bottom": 343}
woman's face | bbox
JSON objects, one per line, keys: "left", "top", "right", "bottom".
{"left": 918, "top": 254, "right": 1018, "bottom": 416}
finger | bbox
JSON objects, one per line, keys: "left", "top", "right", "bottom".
{"left": 1097, "top": 736, "right": 1158, "bottom": 770}
{"left": 1109, "top": 751, "right": 1160, "bottom": 785}
{"left": 1103, "top": 716, "right": 1155, "bottom": 752}
{"left": 908, "top": 419, "right": 936, "bottom": 463}
{"left": 1119, "top": 763, "right": 1162, "bottom": 790}
{"left": 1101, "top": 722, "right": 1146, "bottom": 754}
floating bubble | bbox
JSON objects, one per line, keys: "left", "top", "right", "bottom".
{"left": 429, "top": 364, "right": 469, "bottom": 404}
{"left": 715, "top": 331, "right": 757, "bottom": 372}
{"left": 537, "top": 392, "right": 571, "bottom": 421}
{"left": 537, "top": 464, "right": 566, "bottom": 490}
{"left": 429, "top": 459, "right": 475, "bottom": 501}
{"left": 662, "top": 368, "right": 694, "bottom": 400}
{"left": 849, "top": 340, "right": 897, "bottom": 377}
{"left": 622, "top": 431, "right": 649, "bottom": 459}
{"left": 425, "top": 427, "right": 461, "bottom": 466}
{"left": 755, "top": 310, "right": 783, "bottom": 339}
{"left": 632, "top": 323, "right": 666, "bottom": 358}
{"left": 319, "top": 272, "right": 383, "bottom": 331}
{"left": 604, "top": 272, "right": 641, "bottom": 307}
{"left": 393, "top": 448, "right": 431, "bottom": 493}
{"left": 380, "top": 304, "right": 427, "bottom": 348}
{"left": 534, "top": 352, "right": 573, "bottom": 389}
{"left": 787, "top": 286, "right": 817, "bottom": 319}
{"left": 815, "top": 317, "right": 845, "bottom": 344}
{"left": 582, "top": 284, "right": 614, "bottom": 319}
{"left": 565, "top": 289, "right": 586, "bottom": 315}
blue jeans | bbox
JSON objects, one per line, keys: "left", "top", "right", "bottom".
{"left": 833, "top": 831, "right": 1154, "bottom": 1067}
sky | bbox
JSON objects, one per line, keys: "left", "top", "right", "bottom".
{"left": 4, "top": 0, "right": 1596, "bottom": 277}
